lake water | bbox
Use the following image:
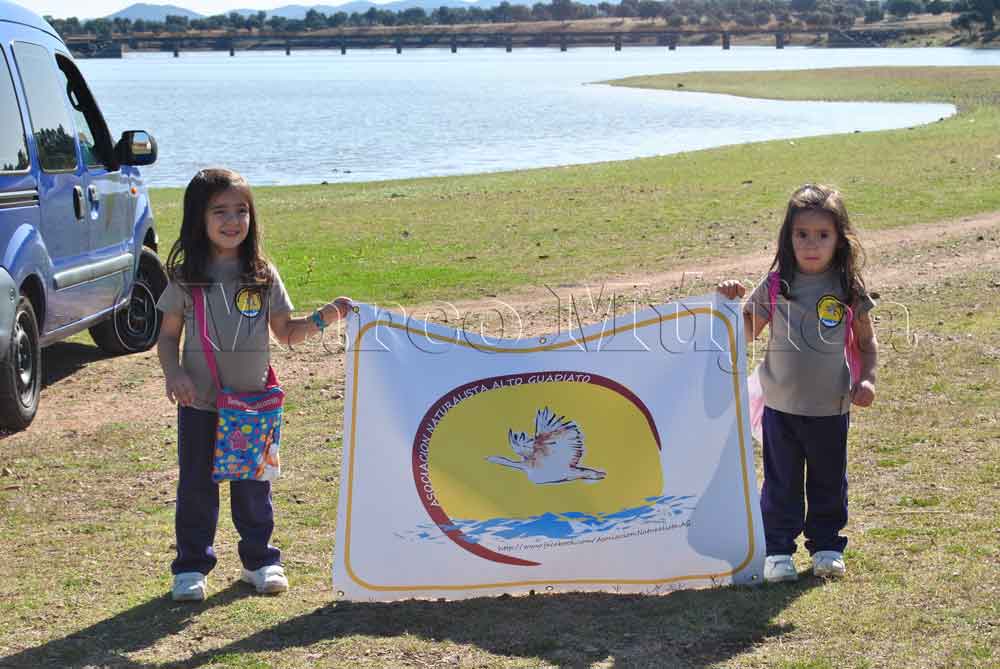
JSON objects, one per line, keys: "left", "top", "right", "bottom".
{"left": 78, "top": 46, "right": 1000, "bottom": 187}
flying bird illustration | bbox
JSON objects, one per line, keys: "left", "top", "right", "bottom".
{"left": 486, "top": 407, "right": 606, "bottom": 484}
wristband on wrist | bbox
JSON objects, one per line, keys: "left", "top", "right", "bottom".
{"left": 310, "top": 310, "right": 328, "bottom": 331}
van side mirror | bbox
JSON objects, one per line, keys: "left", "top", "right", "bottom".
{"left": 116, "top": 130, "right": 157, "bottom": 166}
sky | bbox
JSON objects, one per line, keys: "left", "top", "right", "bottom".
{"left": 27, "top": 1, "right": 388, "bottom": 20}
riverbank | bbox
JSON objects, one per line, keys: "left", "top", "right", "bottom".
{"left": 146, "top": 66, "right": 1000, "bottom": 308}
{"left": 1, "top": 66, "right": 998, "bottom": 669}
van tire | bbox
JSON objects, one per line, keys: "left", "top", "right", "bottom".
{"left": 0, "top": 295, "right": 41, "bottom": 431}
{"left": 90, "top": 248, "right": 167, "bottom": 355}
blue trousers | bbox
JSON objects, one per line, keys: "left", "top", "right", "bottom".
{"left": 761, "top": 406, "right": 849, "bottom": 556}
{"left": 172, "top": 407, "right": 281, "bottom": 575}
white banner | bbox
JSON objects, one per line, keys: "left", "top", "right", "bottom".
{"left": 333, "top": 295, "right": 765, "bottom": 601}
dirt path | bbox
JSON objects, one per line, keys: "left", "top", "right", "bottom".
{"left": 4, "top": 212, "right": 999, "bottom": 443}
{"left": 433, "top": 211, "right": 1000, "bottom": 316}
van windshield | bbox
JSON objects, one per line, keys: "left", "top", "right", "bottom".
{"left": 57, "top": 55, "right": 110, "bottom": 169}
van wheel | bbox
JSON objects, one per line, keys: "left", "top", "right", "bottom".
{"left": 0, "top": 296, "right": 41, "bottom": 431}
{"left": 90, "top": 249, "right": 167, "bottom": 355}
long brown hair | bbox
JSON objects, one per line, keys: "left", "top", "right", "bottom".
{"left": 770, "top": 183, "right": 866, "bottom": 305}
{"left": 166, "top": 168, "right": 271, "bottom": 286}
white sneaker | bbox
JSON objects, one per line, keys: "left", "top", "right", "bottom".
{"left": 241, "top": 564, "right": 288, "bottom": 594}
{"left": 812, "top": 551, "right": 846, "bottom": 578}
{"left": 763, "top": 555, "right": 798, "bottom": 583}
{"left": 172, "top": 572, "right": 207, "bottom": 602}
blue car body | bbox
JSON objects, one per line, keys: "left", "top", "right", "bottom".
{"left": 0, "top": 1, "right": 161, "bottom": 428}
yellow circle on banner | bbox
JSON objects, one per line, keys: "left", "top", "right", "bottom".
{"left": 427, "top": 381, "right": 662, "bottom": 520}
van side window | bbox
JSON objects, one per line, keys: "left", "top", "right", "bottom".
{"left": 11, "top": 42, "right": 78, "bottom": 172}
{"left": 0, "top": 50, "right": 30, "bottom": 173}
{"left": 56, "top": 55, "right": 114, "bottom": 170}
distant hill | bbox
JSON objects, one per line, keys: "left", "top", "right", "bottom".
{"left": 229, "top": 0, "right": 575, "bottom": 20}
{"left": 260, "top": 2, "right": 492, "bottom": 19}
{"left": 107, "top": 4, "right": 204, "bottom": 20}
{"left": 107, "top": 0, "right": 593, "bottom": 22}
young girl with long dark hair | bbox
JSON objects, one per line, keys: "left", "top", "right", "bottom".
{"left": 718, "top": 183, "right": 878, "bottom": 583}
{"left": 157, "top": 168, "right": 350, "bottom": 601}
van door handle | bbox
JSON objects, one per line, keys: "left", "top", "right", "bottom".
{"left": 72, "top": 186, "right": 84, "bottom": 220}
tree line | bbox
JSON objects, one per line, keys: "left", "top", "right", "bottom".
{"left": 45, "top": 0, "right": 998, "bottom": 37}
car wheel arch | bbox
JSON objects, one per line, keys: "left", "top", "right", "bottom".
{"left": 19, "top": 274, "right": 45, "bottom": 332}
{"left": 142, "top": 228, "right": 158, "bottom": 254}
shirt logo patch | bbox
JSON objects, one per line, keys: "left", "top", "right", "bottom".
{"left": 234, "top": 287, "right": 264, "bottom": 319}
{"left": 816, "top": 295, "right": 845, "bottom": 328}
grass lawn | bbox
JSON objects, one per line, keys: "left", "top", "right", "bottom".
{"left": 0, "top": 67, "right": 997, "bottom": 668}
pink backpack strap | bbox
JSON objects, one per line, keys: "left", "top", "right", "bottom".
{"left": 844, "top": 303, "right": 861, "bottom": 386}
{"left": 766, "top": 271, "right": 780, "bottom": 320}
{"left": 191, "top": 286, "right": 222, "bottom": 390}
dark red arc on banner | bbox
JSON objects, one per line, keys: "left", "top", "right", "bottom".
{"left": 411, "top": 371, "right": 661, "bottom": 566}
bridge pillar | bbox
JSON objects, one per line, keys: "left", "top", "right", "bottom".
{"left": 722, "top": 32, "right": 731, "bottom": 50}
{"left": 560, "top": 34, "right": 568, "bottom": 52}
{"left": 614, "top": 35, "right": 622, "bottom": 51}
{"left": 775, "top": 32, "right": 785, "bottom": 49}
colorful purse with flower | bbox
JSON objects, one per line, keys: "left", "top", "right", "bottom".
{"left": 192, "top": 287, "right": 284, "bottom": 483}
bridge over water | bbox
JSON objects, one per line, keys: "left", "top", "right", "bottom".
{"left": 66, "top": 27, "right": 904, "bottom": 58}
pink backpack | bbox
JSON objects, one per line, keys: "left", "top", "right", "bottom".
{"left": 747, "top": 272, "right": 861, "bottom": 442}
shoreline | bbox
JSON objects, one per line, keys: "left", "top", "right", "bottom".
{"left": 146, "top": 66, "right": 1000, "bottom": 308}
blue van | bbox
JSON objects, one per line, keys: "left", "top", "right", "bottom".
{"left": 0, "top": 1, "right": 164, "bottom": 429}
